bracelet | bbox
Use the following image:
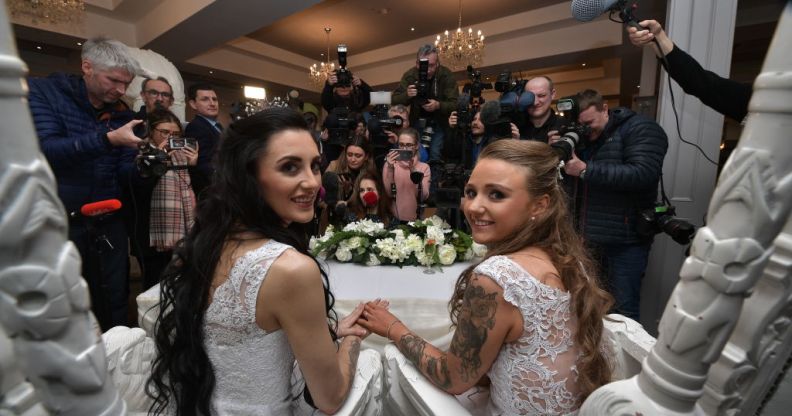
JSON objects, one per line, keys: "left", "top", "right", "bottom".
{"left": 386, "top": 319, "right": 402, "bottom": 340}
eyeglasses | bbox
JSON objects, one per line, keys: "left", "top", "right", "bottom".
{"left": 154, "top": 128, "right": 180, "bottom": 137}
{"left": 397, "top": 142, "right": 416, "bottom": 149}
{"left": 145, "top": 89, "right": 173, "bottom": 99}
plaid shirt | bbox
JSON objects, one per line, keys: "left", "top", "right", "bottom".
{"left": 149, "top": 151, "right": 196, "bottom": 251}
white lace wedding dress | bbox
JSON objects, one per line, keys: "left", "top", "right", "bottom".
{"left": 475, "top": 255, "right": 581, "bottom": 416}
{"left": 203, "top": 240, "right": 296, "bottom": 415}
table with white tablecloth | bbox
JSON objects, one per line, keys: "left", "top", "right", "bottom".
{"left": 136, "top": 261, "right": 469, "bottom": 351}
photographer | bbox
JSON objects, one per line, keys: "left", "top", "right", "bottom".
{"left": 322, "top": 135, "right": 376, "bottom": 228}
{"left": 120, "top": 109, "right": 205, "bottom": 290}
{"left": 321, "top": 72, "right": 372, "bottom": 113}
{"left": 392, "top": 44, "right": 459, "bottom": 162}
{"left": 521, "top": 76, "right": 568, "bottom": 142}
{"left": 552, "top": 89, "right": 668, "bottom": 321}
{"left": 382, "top": 128, "right": 431, "bottom": 222}
{"left": 448, "top": 109, "right": 491, "bottom": 168}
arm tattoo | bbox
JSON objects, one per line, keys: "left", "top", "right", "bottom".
{"left": 347, "top": 338, "right": 361, "bottom": 389}
{"left": 448, "top": 283, "right": 498, "bottom": 382}
{"left": 399, "top": 333, "right": 452, "bottom": 389}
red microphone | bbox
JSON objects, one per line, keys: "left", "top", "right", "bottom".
{"left": 80, "top": 199, "right": 122, "bottom": 217}
{"left": 362, "top": 191, "right": 379, "bottom": 207}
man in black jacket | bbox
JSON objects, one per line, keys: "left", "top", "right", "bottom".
{"left": 520, "top": 76, "right": 568, "bottom": 142}
{"left": 184, "top": 83, "right": 220, "bottom": 197}
{"left": 321, "top": 72, "right": 372, "bottom": 114}
{"left": 556, "top": 89, "right": 668, "bottom": 320}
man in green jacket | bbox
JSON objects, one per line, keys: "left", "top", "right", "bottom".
{"left": 392, "top": 44, "right": 459, "bottom": 162}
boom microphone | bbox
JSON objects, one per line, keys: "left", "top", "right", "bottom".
{"left": 571, "top": 0, "right": 625, "bottom": 22}
{"left": 479, "top": 100, "right": 502, "bottom": 126}
{"left": 80, "top": 199, "right": 122, "bottom": 217}
{"left": 362, "top": 191, "right": 379, "bottom": 207}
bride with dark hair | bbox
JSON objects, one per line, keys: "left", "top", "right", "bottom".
{"left": 147, "top": 107, "right": 372, "bottom": 415}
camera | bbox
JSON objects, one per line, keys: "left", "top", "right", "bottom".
{"left": 416, "top": 118, "right": 434, "bottom": 149}
{"left": 456, "top": 94, "right": 472, "bottom": 130}
{"left": 135, "top": 141, "right": 169, "bottom": 178}
{"left": 637, "top": 203, "right": 696, "bottom": 245}
{"left": 168, "top": 137, "right": 197, "bottom": 150}
{"left": 335, "top": 44, "right": 353, "bottom": 87}
{"left": 416, "top": 58, "right": 430, "bottom": 103}
{"left": 463, "top": 65, "right": 492, "bottom": 99}
{"left": 550, "top": 96, "right": 591, "bottom": 162}
{"left": 492, "top": 70, "right": 533, "bottom": 126}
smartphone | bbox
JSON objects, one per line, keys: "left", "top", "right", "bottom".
{"left": 396, "top": 149, "right": 413, "bottom": 161}
{"left": 169, "top": 137, "right": 197, "bottom": 150}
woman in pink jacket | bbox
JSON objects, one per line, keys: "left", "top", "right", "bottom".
{"left": 382, "top": 127, "right": 430, "bottom": 222}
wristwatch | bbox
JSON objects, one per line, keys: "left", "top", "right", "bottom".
{"left": 579, "top": 168, "right": 587, "bottom": 180}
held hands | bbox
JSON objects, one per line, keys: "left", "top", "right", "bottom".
{"left": 106, "top": 119, "right": 144, "bottom": 148}
{"left": 337, "top": 299, "right": 391, "bottom": 339}
{"left": 358, "top": 301, "right": 401, "bottom": 339}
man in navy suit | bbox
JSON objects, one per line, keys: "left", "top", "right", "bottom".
{"left": 184, "top": 83, "right": 221, "bottom": 197}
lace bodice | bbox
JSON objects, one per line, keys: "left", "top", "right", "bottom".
{"left": 475, "top": 255, "right": 581, "bottom": 415}
{"left": 204, "top": 240, "right": 295, "bottom": 415}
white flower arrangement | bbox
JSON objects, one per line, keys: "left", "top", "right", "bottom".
{"left": 309, "top": 215, "right": 485, "bottom": 267}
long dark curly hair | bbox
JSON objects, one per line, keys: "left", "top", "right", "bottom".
{"left": 449, "top": 140, "right": 613, "bottom": 403}
{"left": 146, "top": 107, "right": 337, "bottom": 415}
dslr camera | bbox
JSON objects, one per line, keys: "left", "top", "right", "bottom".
{"left": 367, "top": 104, "right": 404, "bottom": 140}
{"left": 335, "top": 44, "right": 353, "bottom": 87}
{"left": 550, "top": 96, "right": 591, "bottom": 162}
{"left": 415, "top": 58, "right": 430, "bottom": 104}
{"left": 463, "top": 65, "right": 492, "bottom": 100}
{"left": 637, "top": 203, "right": 696, "bottom": 245}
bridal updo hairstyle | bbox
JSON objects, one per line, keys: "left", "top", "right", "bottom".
{"left": 147, "top": 107, "right": 336, "bottom": 415}
{"left": 450, "top": 139, "right": 613, "bottom": 403}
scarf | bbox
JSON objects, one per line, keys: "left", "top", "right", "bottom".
{"left": 149, "top": 151, "right": 196, "bottom": 251}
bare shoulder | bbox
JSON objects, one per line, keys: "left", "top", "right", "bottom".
{"left": 508, "top": 251, "right": 566, "bottom": 292}
{"left": 266, "top": 249, "right": 322, "bottom": 293}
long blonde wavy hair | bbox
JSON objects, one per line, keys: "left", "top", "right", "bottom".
{"left": 449, "top": 139, "right": 613, "bottom": 402}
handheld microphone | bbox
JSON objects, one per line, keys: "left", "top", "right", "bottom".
{"left": 362, "top": 191, "right": 379, "bottom": 207}
{"left": 410, "top": 171, "right": 424, "bottom": 185}
{"left": 79, "top": 199, "right": 122, "bottom": 217}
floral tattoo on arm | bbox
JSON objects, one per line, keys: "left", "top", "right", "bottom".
{"left": 398, "top": 333, "right": 452, "bottom": 389}
{"left": 449, "top": 281, "right": 498, "bottom": 382}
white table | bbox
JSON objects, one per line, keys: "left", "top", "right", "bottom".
{"left": 137, "top": 261, "right": 468, "bottom": 351}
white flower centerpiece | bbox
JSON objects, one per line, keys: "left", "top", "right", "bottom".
{"left": 309, "top": 216, "right": 486, "bottom": 267}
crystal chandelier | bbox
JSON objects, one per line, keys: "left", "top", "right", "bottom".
{"left": 434, "top": 0, "right": 485, "bottom": 71}
{"left": 308, "top": 27, "right": 336, "bottom": 88}
{"left": 8, "top": 0, "right": 85, "bottom": 24}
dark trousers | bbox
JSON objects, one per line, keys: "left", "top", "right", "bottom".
{"left": 591, "top": 242, "right": 651, "bottom": 321}
{"left": 138, "top": 250, "right": 172, "bottom": 291}
{"left": 69, "top": 217, "right": 129, "bottom": 331}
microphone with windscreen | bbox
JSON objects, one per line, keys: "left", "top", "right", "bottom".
{"left": 410, "top": 171, "right": 424, "bottom": 185}
{"left": 362, "top": 191, "right": 379, "bottom": 207}
{"left": 480, "top": 101, "right": 512, "bottom": 139}
{"left": 79, "top": 199, "right": 122, "bottom": 217}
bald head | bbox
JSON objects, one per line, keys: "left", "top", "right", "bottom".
{"left": 524, "top": 76, "right": 556, "bottom": 122}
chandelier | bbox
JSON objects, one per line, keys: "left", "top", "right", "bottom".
{"left": 434, "top": 0, "right": 485, "bottom": 71}
{"left": 8, "top": 0, "right": 85, "bottom": 24}
{"left": 308, "top": 27, "right": 336, "bottom": 88}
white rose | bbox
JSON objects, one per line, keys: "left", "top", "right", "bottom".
{"left": 426, "top": 225, "right": 445, "bottom": 245}
{"left": 462, "top": 248, "right": 474, "bottom": 261}
{"left": 366, "top": 253, "right": 381, "bottom": 266}
{"left": 309, "top": 237, "right": 318, "bottom": 251}
{"left": 427, "top": 215, "right": 450, "bottom": 229}
{"left": 415, "top": 249, "right": 431, "bottom": 266}
{"left": 472, "top": 242, "right": 487, "bottom": 257}
{"left": 438, "top": 244, "right": 457, "bottom": 265}
{"left": 335, "top": 246, "right": 352, "bottom": 262}
{"left": 346, "top": 236, "right": 361, "bottom": 249}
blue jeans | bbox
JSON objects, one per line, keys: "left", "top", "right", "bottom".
{"left": 592, "top": 242, "right": 651, "bottom": 321}
{"left": 428, "top": 125, "right": 445, "bottom": 162}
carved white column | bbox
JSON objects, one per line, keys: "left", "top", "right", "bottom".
{"left": 581, "top": 1, "right": 792, "bottom": 414}
{"left": 0, "top": 2, "right": 125, "bottom": 414}
{"left": 641, "top": 0, "right": 739, "bottom": 332}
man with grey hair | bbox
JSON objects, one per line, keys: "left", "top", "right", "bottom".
{"left": 392, "top": 44, "right": 459, "bottom": 162}
{"left": 137, "top": 76, "right": 174, "bottom": 118}
{"left": 28, "top": 36, "right": 143, "bottom": 330}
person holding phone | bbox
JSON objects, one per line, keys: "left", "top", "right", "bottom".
{"left": 120, "top": 108, "right": 205, "bottom": 289}
{"left": 382, "top": 127, "right": 431, "bottom": 222}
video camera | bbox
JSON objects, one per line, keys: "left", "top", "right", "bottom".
{"left": 463, "top": 65, "right": 492, "bottom": 100}
{"left": 335, "top": 44, "right": 353, "bottom": 87}
{"left": 494, "top": 70, "right": 534, "bottom": 123}
{"left": 550, "top": 96, "right": 591, "bottom": 162}
{"left": 324, "top": 106, "right": 355, "bottom": 146}
{"left": 367, "top": 104, "right": 404, "bottom": 137}
{"left": 637, "top": 203, "right": 696, "bottom": 245}
{"left": 136, "top": 141, "right": 169, "bottom": 178}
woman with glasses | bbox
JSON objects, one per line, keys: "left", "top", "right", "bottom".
{"left": 382, "top": 127, "right": 431, "bottom": 222}
{"left": 122, "top": 108, "right": 203, "bottom": 289}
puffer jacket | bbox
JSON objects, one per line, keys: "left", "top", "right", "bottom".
{"left": 28, "top": 72, "right": 135, "bottom": 215}
{"left": 568, "top": 107, "right": 668, "bottom": 245}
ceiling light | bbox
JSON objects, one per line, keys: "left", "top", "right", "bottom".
{"left": 8, "top": 0, "right": 85, "bottom": 24}
{"left": 36, "top": 46, "right": 42, "bottom": 50}
{"left": 582, "top": 63, "right": 587, "bottom": 67}
{"left": 411, "top": 27, "right": 415, "bottom": 31}
{"left": 77, "top": 42, "right": 82, "bottom": 46}
{"left": 244, "top": 86, "right": 266, "bottom": 100}
{"left": 308, "top": 27, "right": 336, "bottom": 88}
{"left": 434, "top": 0, "right": 485, "bottom": 71}
{"left": 209, "top": 70, "right": 214, "bottom": 74}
